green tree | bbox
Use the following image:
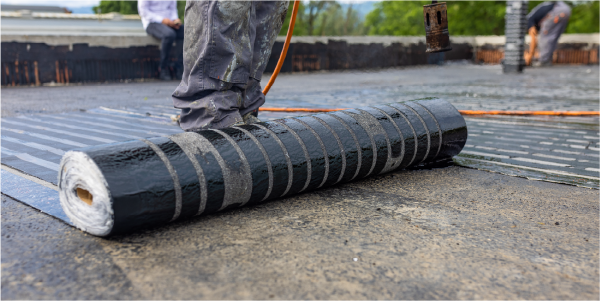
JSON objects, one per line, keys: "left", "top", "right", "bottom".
{"left": 315, "top": 3, "right": 366, "bottom": 36}
{"left": 567, "top": 1, "right": 600, "bottom": 33}
{"left": 280, "top": 1, "right": 365, "bottom": 36}
{"left": 280, "top": 1, "right": 309, "bottom": 36}
{"left": 366, "top": 1, "right": 599, "bottom": 36}
{"left": 365, "top": 1, "right": 506, "bottom": 36}
{"left": 93, "top": 1, "right": 138, "bottom": 14}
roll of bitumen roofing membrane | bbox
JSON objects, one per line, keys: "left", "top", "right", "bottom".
{"left": 58, "top": 98, "right": 467, "bottom": 236}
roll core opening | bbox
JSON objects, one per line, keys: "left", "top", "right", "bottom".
{"left": 76, "top": 188, "right": 93, "bottom": 206}
{"left": 59, "top": 150, "right": 114, "bottom": 236}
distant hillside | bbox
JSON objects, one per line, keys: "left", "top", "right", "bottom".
{"left": 340, "top": 1, "right": 378, "bottom": 19}
{"left": 67, "top": 6, "right": 95, "bottom": 14}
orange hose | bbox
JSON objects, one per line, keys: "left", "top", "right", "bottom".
{"left": 458, "top": 110, "right": 600, "bottom": 116}
{"left": 262, "top": 1, "right": 299, "bottom": 96}
{"left": 259, "top": 107, "right": 600, "bottom": 116}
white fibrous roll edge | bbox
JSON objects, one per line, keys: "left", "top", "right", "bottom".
{"left": 58, "top": 151, "right": 113, "bottom": 236}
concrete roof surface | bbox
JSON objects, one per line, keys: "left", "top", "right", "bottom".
{"left": 1, "top": 64, "right": 599, "bottom": 299}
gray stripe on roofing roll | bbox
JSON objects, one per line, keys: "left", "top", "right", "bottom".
{"left": 258, "top": 122, "right": 308, "bottom": 196}
{"left": 146, "top": 136, "right": 201, "bottom": 221}
{"left": 183, "top": 133, "right": 226, "bottom": 214}
{"left": 198, "top": 130, "right": 252, "bottom": 210}
{"left": 244, "top": 125, "right": 290, "bottom": 199}
{"left": 274, "top": 121, "right": 312, "bottom": 193}
{"left": 141, "top": 139, "right": 183, "bottom": 222}
{"left": 162, "top": 132, "right": 226, "bottom": 215}
{"left": 295, "top": 116, "right": 342, "bottom": 187}
{"left": 396, "top": 103, "right": 431, "bottom": 163}
{"left": 411, "top": 102, "right": 443, "bottom": 160}
{"left": 359, "top": 107, "right": 400, "bottom": 175}
{"left": 211, "top": 129, "right": 253, "bottom": 206}
{"left": 387, "top": 103, "right": 429, "bottom": 165}
{"left": 232, "top": 126, "right": 274, "bottom": 202}
{"left": 383, "top": 105, "right": 418, "bottom": 167}
{"left": 416, "top": 98, "right": 468, "bottom": 160}
{"left": 371, "top": 106, "right": 405, "bottom": 173}
{"left": 277, "top": 118, "right": 327, "bottom": 191}
{"left": 403, "top": 102, "right": 440, "bottom": 162}
{"left": 330, "top": 111, "right": 373, "bottom": 179}
{"left": 58, "top": 99, "right": 468, "bottom": 236}
{"left": 291, "top": 118, "right": 330, "bottom": 188}
{"left": 252, "top": 124, "right": 294, "bottom": 197}
{"left": 311, "top": 116, "right": 347, "bottom": 185}
{"left": 220, "top": 127, "right": 270, "bottom": 204}
{"left": 343, "top": 109, "right": 385, "bottom": 176}
{"left": 314, "top": 114, "right": 360, "bottom": 183}
{"left": 169, "top": 133, "right": 208, "bottom": 216}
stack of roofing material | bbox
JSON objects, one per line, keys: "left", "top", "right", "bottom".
{"left": 58, "top": 98, "right": 468, "bottom": 237}
{"left": 503, "top": 0, "right": 529, "bottom": 73}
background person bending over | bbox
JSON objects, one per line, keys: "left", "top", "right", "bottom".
{"left": 171, "top": 1, "right": 289, "bottom": 131}
{"left": 138, "top": 0, "right": 184, "bottom": 80}
{"left": 524, "top": 1, "right": 571, "bottom": 67}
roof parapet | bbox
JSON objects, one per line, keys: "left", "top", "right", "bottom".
{"left": 0, "top": 11, "right": 140, "bottom": 20}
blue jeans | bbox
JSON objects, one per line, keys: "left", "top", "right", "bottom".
{"left": 146, "top": 23, "right": 185, "bottom": 70}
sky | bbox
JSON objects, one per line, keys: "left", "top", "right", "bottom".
{"left": 1, "top": 0, "right": 379, "bottom": 7}
{"left": 1, "top": 0, "right": 99, "bottom": 7}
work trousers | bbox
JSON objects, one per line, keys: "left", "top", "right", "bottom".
{"left": 172, "top": 1, "right": 289, "bottom": 131}
{"left": 539, "top": 1, "right": 571, "bottom": 63}
{"left": 146, "top": 23, "right": 185, "bottom": 70}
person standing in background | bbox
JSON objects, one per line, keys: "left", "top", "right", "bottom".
{"left": 524, "top": 1, "right": 571, "bottom": 67}
{"left": 138, "top": 0, "right": 184, "bottom": 80}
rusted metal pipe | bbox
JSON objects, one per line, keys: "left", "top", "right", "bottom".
{"left": 423, "top": 1, "right": 452, "bottom": 53}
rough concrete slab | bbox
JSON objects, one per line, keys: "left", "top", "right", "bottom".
{"left": 2, "top": 166, "right": 599, "bottom": 300}
{"left": 2, "top": 64, "right": 599, "bottom": 299}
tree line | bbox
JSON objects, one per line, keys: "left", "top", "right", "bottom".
{"left": 93, "top": 1, "right": 599, "bottom": 36}
{"left": 363, "top": 1, "right": 599, "bottom": 35}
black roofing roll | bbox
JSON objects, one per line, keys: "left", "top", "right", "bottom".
{"left": 58, "top": 98, "right": 467, "bottom": 236}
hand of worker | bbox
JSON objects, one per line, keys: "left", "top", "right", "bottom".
{"left": 524, "top": 53, "right": 532, "bottom": 66}
{"left": 162, "top": 18, "right": 174, "bottom": 27}
{"left": 162, "top": 18, "right": 180, "bottom": 29}
{"left": 172, "top": 18, "right": 182, "bottom": 30}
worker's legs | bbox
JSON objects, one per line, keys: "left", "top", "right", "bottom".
{"left": 241, "top": 1, "right": 289, "bottom": 118}
{"left": 538, "top": 1, "right": 571, "bottom": 64}
{"left": 173, "top": 0, "right": 288, "bottom": 130}
{"left": 173, "top": 1, "right": 251, "bottom": 130}
{"left": 146, "top": 23, "right": 185, "bottom": 77}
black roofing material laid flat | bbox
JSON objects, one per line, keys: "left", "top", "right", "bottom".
{"left": 58, "top": 98, "right": 468, "bottom": 236}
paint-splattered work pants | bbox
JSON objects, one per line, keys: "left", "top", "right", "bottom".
{"left": 539, "top": 1, "right": 571, "bottom": 64}
{"left": 172, "top": 1, "right": 289, "bottom": 131}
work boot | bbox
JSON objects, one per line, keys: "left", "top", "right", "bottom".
{"left": 171, "top": 114, "right": 181, "bottom": 126}
{"left": 532, "top": 60, "right": 552, "bottom": 67}
{"left": 232, "top": 111, "right": 261, "bottom": 127}
{"left": 159, "top": 68, "right": 172, "bottom": 81}
{"left": 243, "top": 111, "right": 261, "bottom": 125}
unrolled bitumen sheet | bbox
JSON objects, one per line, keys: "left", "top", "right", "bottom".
{"left": 58, "top": 98, "right": 468, "bottom": 236}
